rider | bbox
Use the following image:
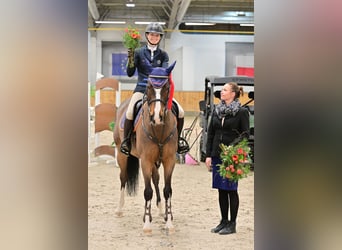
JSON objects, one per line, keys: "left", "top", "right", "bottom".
{"left": 120, "top": 22, "right": 190, "bottom": 156}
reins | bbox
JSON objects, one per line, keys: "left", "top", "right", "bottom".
{"left": 141, "top": 111, "right": 177, "bottom": 167}
{"left": 147, "top": 98, "right": 167, "bottom": 107}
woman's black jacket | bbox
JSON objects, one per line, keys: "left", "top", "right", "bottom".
{"left": 206, "top": 107, "right": 250, "bottom": 158}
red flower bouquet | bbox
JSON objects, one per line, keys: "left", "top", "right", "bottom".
{"left": 218, "top": 138, "right": 252, "bottom": 182}
{"left": 123, "top": 26, "right": 141, "bottom": 50}
{"left": 123, "top": 26, "right": 141, "bottom": 67}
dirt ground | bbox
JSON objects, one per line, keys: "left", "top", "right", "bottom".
{"left": 88, "top": 116, "right": 254, "bottom": 250}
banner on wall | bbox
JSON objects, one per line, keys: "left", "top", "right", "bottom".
{"left": 236, "top": 67, "right": 254, "bottom": 77}
{"left": 112, "top": 53, "right": 128, "bottom": 76}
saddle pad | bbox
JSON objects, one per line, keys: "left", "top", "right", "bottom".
{"left": 119, "top": 109, "right": 142, "bottom": 130}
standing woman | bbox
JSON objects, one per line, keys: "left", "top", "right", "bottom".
{"left": 205, "top": 82, "right": 250, "bottom": 235}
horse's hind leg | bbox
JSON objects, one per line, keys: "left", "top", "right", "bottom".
{"left": 115, "top": 155, "right": 127, "bottom": 217}
{"left": 152, "top": 164, "right": 163, "bottom": 215}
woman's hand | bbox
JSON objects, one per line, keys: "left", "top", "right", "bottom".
{"left": 205, "top": 157, "right": 212, "bottom": 172}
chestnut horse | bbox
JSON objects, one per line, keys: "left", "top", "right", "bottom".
{"left": 113, "top": 62, "right": 178, "bottom": 233}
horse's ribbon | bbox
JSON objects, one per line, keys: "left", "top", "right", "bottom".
{"left": 168, "top": 73, "right": 174, "bottom": 110}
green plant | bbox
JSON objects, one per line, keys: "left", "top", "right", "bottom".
{"left": 109, "top": 121, "right": 115, "bottom": 147}
{"left": 90, "top": 84, "right": 96, "bottom": 98}
{"left": 109, "top": 121, "right": 115, "bottom": 131}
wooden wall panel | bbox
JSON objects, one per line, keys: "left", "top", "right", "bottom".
{"left": 173, "top": 91, "right": 204, "bottom": 112}
{"left": 90, "top": 90, "right": 254, "bottom": 112}
{"left": 120, "top": 90, "right": 133, "bottom": 103}
{"left": 100, "top": 90, "right": 116, "bottom": 104}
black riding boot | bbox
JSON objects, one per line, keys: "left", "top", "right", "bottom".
{"left": 177, "top": 117, "right": 190, "bottom": 154}
{"left": 120, "top": 118, "right": 133, "bottom": 156}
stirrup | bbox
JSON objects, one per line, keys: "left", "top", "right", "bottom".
{"left": 120, "top": 138, "right": 131, "bottom": 156}
{"left": 177, "top": 137, "right": 190, "bottom": 154}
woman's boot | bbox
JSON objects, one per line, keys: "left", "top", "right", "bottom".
{"left": 218, "top": 221, "right": 236, "bottom": 235}
{"left": 210, "top": 219, "right": 229, "bottom": 233}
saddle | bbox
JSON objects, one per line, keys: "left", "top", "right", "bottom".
{"left": 119, "top": 99, "right": 179, "bottom": 131}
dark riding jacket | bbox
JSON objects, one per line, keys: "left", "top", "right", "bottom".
{"left": 127, "top": 45, "right": 169, "bottom": 93}
{"left": 206, "top": 107, "right": 250, "bottom": 158}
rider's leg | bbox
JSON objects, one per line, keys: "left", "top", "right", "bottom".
{"left": 120, "top": 92, "right": 144, "bottom": 155}
{"left": 173, "top": 99, "right": 190, "bottom": 154}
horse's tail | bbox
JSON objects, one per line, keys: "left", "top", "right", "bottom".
{"left": 126, "top": 155, "right": 140, "bottom": 196}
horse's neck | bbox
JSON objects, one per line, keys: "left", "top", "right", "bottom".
{"left": 142, "top": 108, "right": 175, "bottom": 132}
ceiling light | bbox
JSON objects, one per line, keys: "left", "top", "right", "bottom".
{"left": 134, "top": 21, "right": 166, "bottom": 25}
{"left": 95, "top": 21, "right": 126, "bottom": 24}
{"left": 240, "top": 23, "right": 254, "bottom": 27}
{"left": 184, "top": 22, "right": 216, "bottom": 26}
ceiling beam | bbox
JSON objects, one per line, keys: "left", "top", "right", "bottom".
{"left": 88, "top": 0, "right": 99, "bottom": 20}
{"left": 176, "top": 0, "right": 191, "bottom": 23}
{"left": 167, "top": 0, "right": 181, "bottom": 30}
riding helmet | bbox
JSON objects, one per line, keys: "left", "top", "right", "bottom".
{"left": 145, "top": 22, "right": 164, "bottom": 37}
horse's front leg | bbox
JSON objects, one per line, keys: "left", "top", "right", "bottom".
{"left": 142, "top": 165, "right": 154, "bottom": 233}
{"left": 163, "top": 163, "right": 175, "bottom": 231}
{"left": 152, "top": 164, "right": 163, "bottom": 215}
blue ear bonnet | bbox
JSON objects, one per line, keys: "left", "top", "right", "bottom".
{"left": 148, "top": 67, "right": 169, "bottom": 88}
{"left": 146, "top": 61, "right": 176, "bottom": 88}
{"left": 150, "top": 67, "right": 169, "bottom": 77}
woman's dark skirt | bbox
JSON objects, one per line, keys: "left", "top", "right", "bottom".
{"left": 211, "top": 156, "right": 238, "bottom": 191}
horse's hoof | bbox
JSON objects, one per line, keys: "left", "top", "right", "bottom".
{"left": 143, "top": 228, "right": 152, "bottom": 234}
{"left": 165, "top": 221, "right": 175, "bottom": 232}
{"left": 143, "top": 221, "right": 152, "bottom": 234}
{"left": 165, "top": 226, "right": 175, "bottom": 234}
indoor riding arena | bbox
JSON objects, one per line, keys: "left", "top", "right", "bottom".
{"left": 88, "top": 0, "right": 254, "bottom": 249}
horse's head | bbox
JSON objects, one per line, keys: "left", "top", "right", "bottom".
{"left": 145, "top": 61, "right": 176, "bottom": 125}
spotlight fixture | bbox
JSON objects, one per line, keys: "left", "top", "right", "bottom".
{"left": 126, "top": 0, "right": 135, "bottom": 7}
{"left": 236, "top": 11, "right": 246, "bottom": 16}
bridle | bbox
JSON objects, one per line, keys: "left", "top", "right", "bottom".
{"left": 145, "top": 74, "right": 170, "bottom": 124}
{"left": 141, "top": 74, "right": 177, "bottom": 166}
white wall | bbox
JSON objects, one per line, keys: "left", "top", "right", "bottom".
{"left": 88, "top": 27, "right": 254, "bottom": 91}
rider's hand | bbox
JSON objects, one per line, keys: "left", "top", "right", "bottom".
{"left": 127, "top": 48, "right": 134, "bottom": 67}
